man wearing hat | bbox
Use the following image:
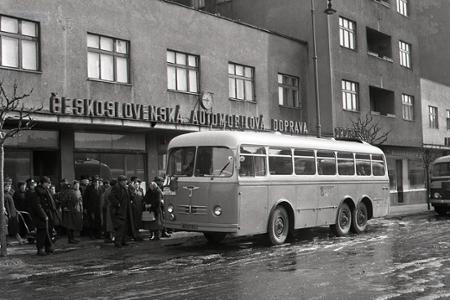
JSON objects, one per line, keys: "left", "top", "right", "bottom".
{"left": 109, "top": 175, "right": 132, "bottom": 247}
{"left": 84, "top": 175, "right": 103, "bottom": 239}
{"left": 30, "top": 176, "right": 58, "bottom": 255}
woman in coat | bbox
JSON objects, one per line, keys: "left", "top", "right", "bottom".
{"left": 60, "top": 182, "right": 83, "bottom": 243}
{"left": 142, "top": 181, "right": 163, "bottom": 240}
{"left": 4, "top": 183, "right": 26, "bottom": 244}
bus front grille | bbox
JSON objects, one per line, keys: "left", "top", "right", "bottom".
{"left": 177, "top": 205, "right": 208, "bottom": 215}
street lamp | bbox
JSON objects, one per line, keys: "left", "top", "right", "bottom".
{"left": 311, "top": 0, "right": 336, "bottom": 138}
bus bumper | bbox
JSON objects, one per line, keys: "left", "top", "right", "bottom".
{"left": 165, "top": 222, "right": 239, "bottom": 233}
{"left": 430, "top": 199, "right": 450, "bottom": 207}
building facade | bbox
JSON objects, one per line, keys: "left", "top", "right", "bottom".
{"left": 0, "top": 0, "right": 309, "bottom": 186}
{"left": 195, "top": 0, "right": 425, "bottom": 205}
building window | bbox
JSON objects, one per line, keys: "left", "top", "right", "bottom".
{"left": 429, "top": 106, "right": 438, "bottom": 129}
{"left": 228, "top": 62, "right": 254, "bottom": 101}
{"left": 396, "top": 0, "right": 408, "bottom": 16}
{"left": 399, "top": 41, "right": 411, "bottom": 68}
{"left": 401, "top": 94, "right": 413, "bottom": 121}
{"left": 167, "top": 50, "right": 199, "bottom": 93}
{"left": 370, "top": 86, "right": 395, "bottom": 116}
{"left": 367, "top": 27, "right": 392, "bottom": 61}
{"left": 278, "top": 74, "right": 300, "bottom": 108}
{"left": 87, "top": 33, "right": 129, "bottom": 83}
{"left": 446, "top": 110, "right": 450, "bottom": 130}
{"left": 0, "top": 15, "right": 39, "bottom": 71}
{"left": 339, "top": 17, "right": 356, "bottom": 50}
{"left": 374, "top": 0, "right": 390, "bottom": 6}
{"left": 342, "top": 80, "right": 359, "bottom": 111}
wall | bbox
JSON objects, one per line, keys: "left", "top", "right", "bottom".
{"left": 0, "top": 0, "right": 308, "bottom": 129}
{"left": 421, "top": 78, "right": 450, "bottom": 146}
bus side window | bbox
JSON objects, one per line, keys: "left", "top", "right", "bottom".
{"left": 239, "top": 145, "right": 267, "bottom": 177}
{"left": 337, "top": 152, "right": 355, "bottom": 176}
{"left": 269, "top": 147, "right": 293, "bottom": 175}
{"left": 372, "top": 154, "right": 386, "bottom": 176}
{"left": 294, "top": 149, "right": 316, "bottom": 175}
{"left": 317, "top": 151, "right": 336, "bottom": 175}
{"left": 356, "top": 154, "right": 371, "bottom": 176}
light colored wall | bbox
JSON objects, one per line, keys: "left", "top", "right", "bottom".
{"left": 421, "top": 78, "right": 450, "bottom": 146}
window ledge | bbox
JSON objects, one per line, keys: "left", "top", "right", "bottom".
{"left": 403, "top": 118, "right": 415, "bottom": 122}
{"left": 372, "top": 0, "right": 391, "bottom": 8}
{"left": 87, "top": 78, "right": 132, "bottom": 86}
{"left": 368, "top": 52, "right": 393, "bottom": 63}
{"left": 0, "top": 66, "right": 42, "bottom": 74}
{"left": 343, "top": 109, "right": 360, "bottom": 113}
{"left": 167, "top": 89, "right": 200, "bottom": 96}
{"left": 229, "top": 98, "right": 256, "bottom": 104}
{"left": 278, "top": 105, "right": 302, "bottom": 110}
{"left": 340, "top": 45, "right": 358, "bottom": 52}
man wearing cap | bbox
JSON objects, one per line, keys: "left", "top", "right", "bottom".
{"left": 109, "top": 175, "right": 132, "bottom": 248}
{"left": 84, "top": 175, "right": 103, "bottom": 239}
{"left": 30, "top": 176, "right": 58, "bottom": 255}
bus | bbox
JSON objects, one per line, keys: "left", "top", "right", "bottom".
{"left": 163, "top": 131, "right": 390, "bottom": 245}
{"left": 429, "top": 155, "right": 450, "bottom": 215}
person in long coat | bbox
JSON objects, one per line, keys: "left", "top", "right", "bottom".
{"left": 109, "top": 175, "right": 133, "bottom": 248}
{"left": 142, "top": 181, "right": 163, "bottom": 240}
{"left": 4, "top": 183, "right": 26, "bottom": 244}
{"left": 101, "top": 179, "right": 115, "bottom": 243}
{"left": 84, "top": 176, "right": 102, "bottom": 239}
{"left": 60, "top": 183, "right": 83, "bottom": 243}
{"left": 30, "top": 176, "right": 58, "bottom": 255}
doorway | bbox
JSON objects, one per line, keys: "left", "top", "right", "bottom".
{"left": 395, "top": 159, "right": 403, "bottom": 203}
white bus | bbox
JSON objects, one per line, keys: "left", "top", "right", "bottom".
{"left": 163, "top": 131, "right": 390, "bottom": 245}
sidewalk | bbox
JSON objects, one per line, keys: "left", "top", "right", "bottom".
{"left": 388, "top": 203, "right": 431, "bottom": 217}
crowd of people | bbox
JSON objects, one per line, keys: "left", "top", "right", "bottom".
{"left": 2, "top": 174, "right": 171, "bottom": 255}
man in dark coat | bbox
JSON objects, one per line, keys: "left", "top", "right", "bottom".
{"left": 30, "top": 176, "right": 58, "bottom": 255}
{"left": 109, "top": 175, "right": 133, "bottom": 248}
{"left": 84, "top": 176, "right": 102, "bottom": 239}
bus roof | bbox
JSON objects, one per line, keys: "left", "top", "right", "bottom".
{"left": 168, "top": 131, "right": 384, "bottom": 155}
{"left": 431, "top": 155, "right": 450, "bottom": 165}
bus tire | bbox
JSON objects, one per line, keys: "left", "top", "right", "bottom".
{"left": 268, "top": 206, "right": 289, "bottom": 245}
{"left": 435, "top": 207, "right": 447, "bottom": 216}
{"left": 351, "top": 202, "right": 368, "bottom": 234}
{"left": 203, "top": 232, "right": 227, "bottom": 244}
{"left": 333, "top": 202, "right": 352, "bottom": 237}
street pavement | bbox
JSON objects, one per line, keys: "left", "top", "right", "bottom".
{"left": 1, "top": 204, "right": 447, "bottom": 300}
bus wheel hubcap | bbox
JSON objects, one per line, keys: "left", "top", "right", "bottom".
{"left": 340, "top": 209, "right": 350, "bottom": 228}
{"left": 275, "top": 217, "right": 285, "bottom": 236}
{"left": 357, "top": 209, "right": 366, "bottom": 226}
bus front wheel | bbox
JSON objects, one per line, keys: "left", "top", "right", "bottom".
{"left": 268, "top": 206, "right": 289, "bottom": 245}
{"left": 203, "top": 232, "right": 227, "bottom": 244}
{"left": 333, "top": 202, "right": 352, "bottom": 237}
{"left": 351, "top": 202, "right": 368, "bottom": 234}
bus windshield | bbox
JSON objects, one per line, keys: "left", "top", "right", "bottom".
{"left": 432, "top": 162, "right": 450, "bottom": 177}
{"left": 167, "top": 146, "right": 234, "bottom": 177}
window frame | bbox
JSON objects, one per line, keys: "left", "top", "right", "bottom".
{"left": 278, "top": 73, "right": 300, "bottom": 108}
{"left": 341, "top": 79, "right": 359, "bottom": 112}
{"left": 399, "top": 40, "right": 411, "bottom": 69}
{"left": 396, "top": 0, "right": 408, "bottom": 17}
{"left": 166, "top": 49, "right": 200, "bottom": 94}
{"left": 228, "top": 62, "right": 255, "bottom": 102}
{"left": 446, "top": 110, "right": 450, "bottom": 131}
{"left": 339, "top": 16, "right": 357, "bottom": 50}
{"left": 401, "top": 94, "right": 414, "bottom": 121}
{"left": 0, "top": 14, "right": 40, "bottom": 71}
{"left": 87, "top": 32, "right": 130, "bottom": 84}
{"left": 428, "top": 105, "right": 438, "bottom": 129}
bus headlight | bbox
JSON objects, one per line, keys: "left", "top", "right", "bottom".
{"left": 167, "top": 204, "right": 174, "bottom": 213}
{"left": 434, "top": 192, "right": 442, "bottom": 199}
{"left": 213, "top": 206, "right": 222, "bottom": 216}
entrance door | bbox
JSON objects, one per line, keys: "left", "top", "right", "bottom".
{"left": 33, "top": 151, "right": 59, "bottom": 185}
{"left": 396, "top": 159, "right": 403, "bottom": 203}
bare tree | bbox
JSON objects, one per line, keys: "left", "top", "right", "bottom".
{"left": 351, "top": 113, "right": 391, "bottom": 146}
{"left": 0, "top": 81, "right": 42, "bottom": 257}
{"left": 418, "top": 147, "right": 440, "bottom": 210}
